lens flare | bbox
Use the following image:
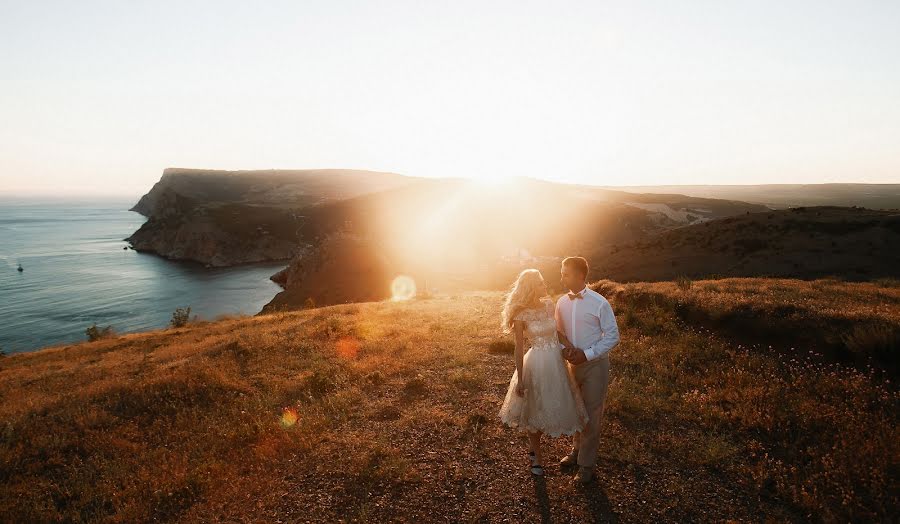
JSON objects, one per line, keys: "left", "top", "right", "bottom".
{"left": 391, "top": 275, "right": 417, "bottom": 301}
{"left": 335, "top": 336, "right": 360, "bottom": 359}
{"left": 280, "top": 406, "right": 299, "bottom": 428}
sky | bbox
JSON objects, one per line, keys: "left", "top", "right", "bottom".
{"left": 1, "top": 0, "right": 898, "bottom": 196}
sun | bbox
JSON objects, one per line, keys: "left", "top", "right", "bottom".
{"left": 471, "top": 173, "right": 514, "bottom": 187}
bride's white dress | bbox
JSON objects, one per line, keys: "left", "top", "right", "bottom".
{"left": 498, "top": 299, "right": 589, "bottom": 437}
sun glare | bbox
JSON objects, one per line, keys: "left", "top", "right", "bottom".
{"left": 472, "top": 174, "right": 514, "bottom": 187}
{"left": 391, "top": 275, "right": 417, "bottom": 301}
{"left": 280, "top": 406, "right": 299, "bottom": 428}
{"left": 335, "top": 336, "right": 360, "bottom": 359}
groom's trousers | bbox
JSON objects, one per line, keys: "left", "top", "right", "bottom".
{"left": 571, "top": 355, "right": 610, "bottom": 468}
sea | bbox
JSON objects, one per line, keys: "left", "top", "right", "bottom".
{"left": 0, "top": 195, "right": 288, "bottom": 354}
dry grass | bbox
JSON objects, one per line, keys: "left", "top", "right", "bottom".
{"left": 0, "top": 282, "right": 896, "bottom": 522}
{"left": 595, "top": 277, "right": 900, "bottom": 376}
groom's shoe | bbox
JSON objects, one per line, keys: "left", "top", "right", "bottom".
{"left": 559, "top": 450, "right": 579, "bottom": 468}
{"left": 575, "top": 466, "right": 594, "bottom": 484}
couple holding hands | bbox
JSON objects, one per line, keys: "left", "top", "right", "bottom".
{"left": 498, "top": 256, "right": 620, "bottom": 484}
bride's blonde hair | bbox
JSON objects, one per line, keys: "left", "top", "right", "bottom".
{"left": 501, "top": 269, "right": 547, "bottom": 333}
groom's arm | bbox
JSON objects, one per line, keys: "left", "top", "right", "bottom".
{"left": 583, "top": 298, "right": 620, "bottom": 361}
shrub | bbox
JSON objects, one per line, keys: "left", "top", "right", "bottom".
{"left": 487, "top": 339, "right": 515, "bottom": 354}
{"left": 675, "top": 275, "right": 693, "bottom": 291}
{"left": 306, "top": 368, "right": 340, "bottom": 398}
{"left": 874, "top": 277, "right": 900, "bottom": 288}
{"left": 448, "top": 369, "right": 481, "bottom": 392}
{"left": 591, "top": 279, "right": 623, "bottom": 298}
{"left": 402, "top": 374, "right": 428, "bottom": 398}
{"left": 365, "top": 370, "right": 385, "bottom": 386}
{"left": 170, "top": 306, "right": 192, "bottom": 328}
{"left": 304, "top": 297, "right": 316, "bottom": 309}
{"left": 841, "top": 323, "right": 899, "bottom": 373}
{"left": 85, "top": 323, "right": 115, "bottom": 341}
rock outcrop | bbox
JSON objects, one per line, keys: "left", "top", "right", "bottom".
{"left": 260, "top": 233, "right": 396, "bottom": 312}
{"left": 125, "top": 187, "right": 304, "bottom": 266}
{"left": 126, "top": 168, "right": 415, "bottom": 266}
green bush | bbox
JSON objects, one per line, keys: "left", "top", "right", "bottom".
{"left": 85, "top": 323, "right": 115, "bottom": 341}
{"left": 170, "top": 306, "right": 192, "bottom": 328}
{"left": 675, "top": 275, "right": 693, "bottom": 291}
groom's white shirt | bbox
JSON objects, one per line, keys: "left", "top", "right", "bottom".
{"left": 556, "top": 286, "right": 620, "bottom": 361}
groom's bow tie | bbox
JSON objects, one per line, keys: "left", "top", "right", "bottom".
{"left": 568, "top": 291, "right": 584, "bottom": 300}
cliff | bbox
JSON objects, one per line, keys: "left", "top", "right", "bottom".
{"left": 126, "top": 193, "right": 305, "bottom": 266}
{"left": 260, "top": 232, "right": 396, "bottom": 312}
{"left": 126, "top": 168, "right": 415, "bottom": 266}
{"left": 129, "top": 167, "right": 415, "bottom": 217}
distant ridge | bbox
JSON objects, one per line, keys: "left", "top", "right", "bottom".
{"left": 600, "top": 183, "right": 900, "bottom": 210}
{"left": 125, "top": 168, "right": 769, "bottom": 269}
{"left": 130, "top": 167, "right": 417, "bottom": 217}
{"left": 593, "top": 205, "right": 900, "bottom": 282}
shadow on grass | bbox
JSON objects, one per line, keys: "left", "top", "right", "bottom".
{"left": 579, "top": 479, "right": 617, "bottom": 524}
{"left": 532, "top": 474, "right": 551, "bottom": 523}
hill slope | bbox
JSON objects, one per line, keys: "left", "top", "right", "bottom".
{"left": 603, "top": 183, "right": 900, "bottom": 210}
{"left": 1, "top": 279, "right": 896, "bottom": 522}
{"left": 258, "top": 177, "right": 768, "bottom": 309}
{"left": 126, "top": 170, "right": 768, "bottom": 267}
{"left": 592, "top": 206, "right": 900, "bottom": 282}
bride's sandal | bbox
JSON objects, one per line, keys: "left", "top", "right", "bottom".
{"left": 528, "top": 451, "right": 544, "bottom": 475}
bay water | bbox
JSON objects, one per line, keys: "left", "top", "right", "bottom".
{"left": 0, "top": 195, "right": 287, "bottom": 354}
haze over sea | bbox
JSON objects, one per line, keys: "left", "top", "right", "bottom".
{"left": 0, "top": 196, "right": 286, "bottom": 354}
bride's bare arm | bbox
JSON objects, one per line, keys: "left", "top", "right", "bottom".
{"left": 557, "top": 330, "right": 575, "bottom": 349}
{"left": 514, "top": 320, "right": 527, "bottom": 396}
{"left": 514, "top": 320, "right": 526, "bottom": 381}
{"left": 553, "top": 300, "right": 573, "bottom": 348}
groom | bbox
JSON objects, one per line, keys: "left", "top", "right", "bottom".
{"left": 555, "top": 256, "right": 620, "bottom": 484}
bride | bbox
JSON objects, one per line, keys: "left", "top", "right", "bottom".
{"left": 498, "top": 269, "right": 588, "bottom": 476}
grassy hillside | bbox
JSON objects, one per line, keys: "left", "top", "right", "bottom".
{"left": 1, "top": 280, "right": 896, "bottom": 522}
{"left": 130, "top": 168, "right": 417, "bottom": 216}
{"left": 602, "top": 183, "right": 900, "bottom": 210}
{"left": 261, "top": 177, "right": 767, "bottom": 309}
{"left": 593, "top": 206, "right": 900, "bottom": 282}
{"left": 592, "top": 277, "right": 900, "bottom": 377}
